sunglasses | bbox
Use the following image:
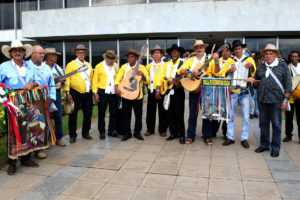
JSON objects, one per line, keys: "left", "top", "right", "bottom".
{"left": 11, "top": 48, "right": 25, "bottom": 53}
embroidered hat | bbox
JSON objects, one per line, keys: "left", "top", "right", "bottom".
{"left": 166, "top": 44, "right": 185, "bottom": 54}
{"left": 44, "top": 47, "right": 61, "bottom": 57}
{"left": 262, "top": 44, "right": 279, "bottom": 54}
{"left": 103, "top": 49, "right": 118, "bottom": 62}
{"left": 150, "top": 45, "right": 165, "bottom": 55}
{"left": 1, "top": 39, "right": 33, "bottom": 59}
{"left": 124, "top": 49, "right": 139, "bottom": 57}
{"left": 191, "top": 40, "right": 209, "bottom": 50}
{"left": 232, "top": 40, "right": 247, "bottom": 49}
{"left": 72, "top": 44, "right": 89, "bottom": 54}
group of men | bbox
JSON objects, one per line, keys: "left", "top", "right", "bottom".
{"left": 0, "top": 38, "right": 294, "bottom": 175}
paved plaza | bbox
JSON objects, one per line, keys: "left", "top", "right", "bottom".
{"left": 0, "top": 96, "right": 300, "bottom": 200}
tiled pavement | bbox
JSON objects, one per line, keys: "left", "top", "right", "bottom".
{"left": 0, "top": 96, "right": 300, "bottom": 200}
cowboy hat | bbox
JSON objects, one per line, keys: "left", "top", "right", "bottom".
{"left": 1, "top": 39, "right": 33, "bottom": 59}
{"left": 44, "top": 47, "right": 61, "bottom": 57}
{"left": 191, "top": 40, "right": 209, "bottom": 50}
{"left": 232, "top": 40, "right": 247, "bottom": 49}
{"left": 72, "top": 44, "right": 89, "bottom": 54}
{"left": 124, "top": 49, "right": 139, "bottom": 57}
{"left": 262, "top": 44, "right": 279, "bottom": 54}
{"left": 166, "top": 44, "right": 185, "bottom": 54}
{"left": 150, "top": 45, "right": 165, "bottom": 55}
{"left": 103, "top": 49, "right": 118, "bottom": 62}
{"left": 64, "top": 100, "right": 74, "bottom": 114}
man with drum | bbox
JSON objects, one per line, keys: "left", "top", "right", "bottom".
{"left": 247, "top": 44, "right": 292, "bottom": 157}
{"left": 284, "top": 51, "right": 300, "bottom": 142}
{"left": 222, "top": 40, "right": 256, "bottom": 149}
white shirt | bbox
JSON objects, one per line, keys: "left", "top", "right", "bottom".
{"left": 12, "top": 60, "right": 26, "bottom": 77}
{"left": 290, "top": 63, "right": 300, "bottom": 77}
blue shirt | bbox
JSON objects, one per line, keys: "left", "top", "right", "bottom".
{"left": 0, "top": 60, "right": 40, "bottom": 90}
{"left": 28, "top": 60, "right": 56, "bottom": 101}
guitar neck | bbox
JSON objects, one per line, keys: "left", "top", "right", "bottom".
{"left": 54, "top": 70, "right": 79, "bottom": 83}
{"left": 132, "top": 44, "right": 148, "bottom": 77}
{"left": 197, "top": 47, "right": 223, "bottom": 72}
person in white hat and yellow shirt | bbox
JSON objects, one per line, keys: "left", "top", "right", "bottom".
{"left": 92, "top": 50, "right": 119, "bottom": 140}
{"left": 0, "top": 39, "right": 40, "bottom": 175}
{"left": 44, "top": 47, "right": 66, "bottom": 147}
{"left": 247, "top": 44, "right": 291, "bottom": 157}
{"left": 64, "top": 44, "right": 94, "bottom": 143}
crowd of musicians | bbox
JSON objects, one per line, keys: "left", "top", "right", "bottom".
{"left": 0, "top": 38, "right": 298, "bottom": 175}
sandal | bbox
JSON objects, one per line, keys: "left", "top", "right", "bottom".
{"left": 205, "top": 139, "right": 213, "bottom": 146}
{"left": 185, "top": 138, "right": 193, "bottom": 144}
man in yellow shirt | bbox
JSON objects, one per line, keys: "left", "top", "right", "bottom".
{"left": 210, "top": 42, "right": 235, "bottom": 140}
{"left": 157, "top": 44, "right": 185, "bottom": 144}
{"left": 115, "top": 49, "right": 150, "bottom": 141}
{"left": 64, "top": 44, "right": 94, "bottom": 143}
{"left": 92, "top": 50, "right": 119, "bottom": 140}
{"left": 145, "top": 45, "right": 168, "bottom": 137}
{"left": 222, "top": 40, "right": 256, "bottom": 148}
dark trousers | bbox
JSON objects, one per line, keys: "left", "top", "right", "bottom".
{"left": 146, "top": 90, "right": 168, "bottom": 134}
{"left": 97, "top": 89, "right": 118, "bottom": 135}
{"left": 115, "top": 97, "right": 123, "bottom": 135}
{"left": 187, "top": 92, "right": 200, "bottom": 140}
{"left": 258, "top": 103, "right": 282, "bottom": 151}
{"left": 285, "top": 99, "right": 300, "bottom": 139}
{"left": 53, "top": 89, "right": 63, "bottom": 140}
{"left": 69, "top": 89, "right": 93, "bottom": 138}
{"left": 202, "top": 119, "right": 212, "bottom": 140}
{"left": 168, "top": 88, "right": 185, "bottom": 138}
{"left": 212, "top": 120, "right": 227, "bottom": 137}
{"left": 122, "top": 98, "right": 143, "bottom": 137}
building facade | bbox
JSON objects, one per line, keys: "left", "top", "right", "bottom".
{"left": 1, "top": 0, "right": 300, "bottom": 67}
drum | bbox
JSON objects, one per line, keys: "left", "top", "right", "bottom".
{"left": 230, "top": 62, "right": 249, "bottom": 89}
{"left": 292, "top": 75, "right": 300, "bottom": 99}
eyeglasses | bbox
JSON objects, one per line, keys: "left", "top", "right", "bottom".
{"left": 33, "top": 52, "right": 45, "bottom": 55}
{"left": 11, "top": 48, "right": 25, "bottom": 53}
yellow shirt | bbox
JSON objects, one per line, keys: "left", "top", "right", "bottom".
{"left": 222, "top": 56, "right": 256, "bottom": 93}
{"left": 64, "top": 60, "right": 93, "bottom": 94}
{"left": 209, "top": 57, "right": 235, "bottom": 77}
{"left": 92, "top": 61, "right": 119, "bottom": 93}
{"left": 288, "top": 65, "right": 295, "bottom": 103}
{"left": 115, "top": 63, "right": 149, "bottom": 100}
{"left": 159, "top": 58, "right": 182, "bottom": 86}
{"left": 146, "top": 61, "right": 164, "bottom": 91}
{"left": 176, "top": 56, "right": 213, "bottom": 77}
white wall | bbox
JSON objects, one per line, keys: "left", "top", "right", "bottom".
{"left": 21, "top": 0, "right": 300, "bottom": 38}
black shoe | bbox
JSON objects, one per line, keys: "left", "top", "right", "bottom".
{"left": 100, "top": 133, "right": 105, "bottom": 140}
{"left": 271, "top": 150, "right": 279, "bottom": 157}
{"left": 21, "top": 158, "right": 39, "bottom": 167}
{"left": 108, "top": 131, "right": 119, "bottom": 138}
{"left": 121, "top": 134, "right": 132, "bottom": 141}
{"left": 283, "top": 137, "right": 292, "bottom": 142}
{"left": 222, "top": 138, "right": 235, "bottom": 146}
{"left": 253, "top": 113, "right": 259, "bottom": 118}
{"left": 83, "top": 135, "right": 93, "bottom": 140}
{"left": 255, "top": 146, "right": 270, "bottom": 153}
{"left": 166, "top": 135, "right": 178, "bottom": 141}
{"left": 179, "top": 137, "right": 185, "bottom": 144}
{"left": 250, "top": 114, "right": 254, "bottom": 119}
{"left": 70, "top": 137, "right": 76, "bottom": 143}
{"left": 241, "top": 140, "right": 249, "bottom": 149}
{"left": 7, "top": 160, "right": 17, "bottom": 175}
{"left": 134, "top": 134, "right": 144, "bottom": 141}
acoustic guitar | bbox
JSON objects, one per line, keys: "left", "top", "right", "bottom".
{"left": 160, "top": 76, "right": 185, "bottom": 95}
{"left": 118, "top": 44, "right": 148, "bottom": 100}
{"left": 181, "top": 43, "right": 230, "bottom": 93}
{"left": 53, "top": 64, "right": 89, "bottom": 89}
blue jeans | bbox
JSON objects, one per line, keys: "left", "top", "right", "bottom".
{"left": 187, "top": 92, "right": 200, "bottom": 140}
{"left": 258, "top": 103, "right": 282, "bottom": 151}
{"left": 250, "top": 89, "right": 259, "bottom": 115}
{"left": 226, "top": 90, "right": 250, "bottom": 141}
{"left": 53, "top": 90, "right": 63, "bottom": 140}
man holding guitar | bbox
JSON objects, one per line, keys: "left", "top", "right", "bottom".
{"left": 158, "top": 44, "right": 186, "bottom": 144}
{"left": 145, "top": 45, "right": 168, "bottom": 137}
{"left": 115, "top": 48, "right": 149, "bottom": 141}
{"left": 178, "top": 40, "right": 214, "bottom": 145}
{"left": 64, "top": 44, "right": 94, "bottom": 143}
{"left": 44, "top": 47, "right": 66, "bottom": 147}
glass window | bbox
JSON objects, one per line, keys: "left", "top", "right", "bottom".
{"left": 118, "top": 0, "right": 146, "bottom": 5}
{"left": 65, "top": 0, "right": 89, "bottom": 8}
{"left": 38, "top": 40, "right": 64, "bottom": 67}
{"left": 65, "top": 40, "right": 89, "bottom": 66}
{"left": 16, "top": 0, "right": 37, "bottom": 29}
{"left": 0, "top": 1, "right": 14, "bottom": 30}
{"left": 92, "top": 40, "right": 117, "bottom": 66}
{"left": 279, "top": 38, "right": 300, "bottom": 60}
{"left": 40, "top": 0, "right": 63, "bottom": 10}
{"left": 225, "top": 38, "right": 243, "bottom": 46}
{"left": 92, "top": 0, "right": 117, "bottom": 6}
{"left": 150, "top": 0, "right": 177, "bottom": 2}
{"left": 119, "top": 39, "right": 147, "bottom": 66}
{"left": 0, "top": 42, "right": 10, "bottom": 64}
{"left": 245, "top": 37, "right": 276, "bottom": 52}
